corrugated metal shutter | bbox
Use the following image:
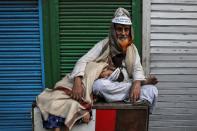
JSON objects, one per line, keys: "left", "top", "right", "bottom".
{"left": 143, "top": 0, "right": 197, "bottom": 131}
{"left": 0, "top": 0, "right": 44, "bottom": 130}
{"left": 59, "top": 0, "right": 131, "bottom": 76}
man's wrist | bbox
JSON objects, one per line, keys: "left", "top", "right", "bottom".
{"left": 74, "top": 76, "right": 82, "bottom": 81}
{"left": 133, "top": 80, "right": 141, "bottom": 87}
{"left": 74, "top": 76, "right": 83, "bottom": 87}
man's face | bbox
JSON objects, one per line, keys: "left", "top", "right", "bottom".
{"left": 114, "top": 24, "right": 131, "bottom": 52}
{"left": 114, "top": 24, "right": 130, "bottom": 41}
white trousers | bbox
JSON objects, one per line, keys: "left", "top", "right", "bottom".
{"left": 93, "top": 78, "right": 158, "bottom": 112}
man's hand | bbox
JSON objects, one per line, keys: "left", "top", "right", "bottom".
{"left": 130, "top": 80, "right": 141, "bottom": 103}
{"left": 72, "top": 76, "right": 84, "bottom": 101}
{"left": 146, "top": 75, "right": 158, "bottom": 85}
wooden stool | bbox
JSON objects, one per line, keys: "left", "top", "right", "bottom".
{"left": 93, "top": 103, "right": 149, "bottom": 131}
{"left": 32, "top": 102, "right": 149, "bottom": 131}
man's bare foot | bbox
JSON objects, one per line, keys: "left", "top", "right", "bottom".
{"left": 82, "top": 112, "right": 91, "bottom": 123}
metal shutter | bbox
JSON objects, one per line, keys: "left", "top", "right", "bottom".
{"left": 0, "top": 0, "right": 44, "bottom": 130}
{"left": 143, "top": 0, "right": 197, "bottom": 131}
{"left": 59, "top": 0, "right": 131, "bottom": 76}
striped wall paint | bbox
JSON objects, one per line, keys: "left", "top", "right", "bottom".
{"left": 143, "top": 0, "right": 197, "bottom": 131}
{"left": 0, "top": 0, "right": 44, "bottom": 130}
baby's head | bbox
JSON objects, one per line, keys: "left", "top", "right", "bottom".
{"left": 99, "top": 67, "right": 124, "bottom": 82}
{"left": 99, "top": 68, "right": 113, "bottom": 78}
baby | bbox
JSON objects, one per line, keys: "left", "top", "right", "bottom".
{"left": 99, "top": 66, "right": 158, "bottom": 85}
{"left": 99, "top": 67, "right": 124, "bottom": 82}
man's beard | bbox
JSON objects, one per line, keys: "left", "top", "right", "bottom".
{"left": 117, "top": 36, "right": 130, "bottom": 52}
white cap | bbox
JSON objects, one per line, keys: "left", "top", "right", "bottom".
{"left": 112, "top": 8, "right": 132, "bottom": 25}
{"left": 112, "top": 16, "right": 132, "bottom": 25}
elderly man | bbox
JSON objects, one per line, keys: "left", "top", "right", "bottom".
{"left": 36, "top": 7, "right": 158, "bottom": 131}
{"left": 71, "top": 7, "right": 158, "bottom": 107}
